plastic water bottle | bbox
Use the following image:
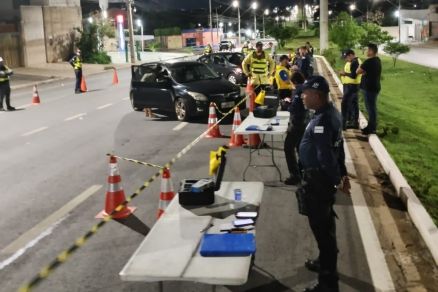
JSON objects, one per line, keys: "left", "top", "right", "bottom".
{"left": 234, "top": 188, "right": 242, "bottom": 201}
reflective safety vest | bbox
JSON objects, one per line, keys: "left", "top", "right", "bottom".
{"left": 0, "top": 65, "right": 12, "bottom": 82}
{"left": 204, "top": 46, "right": 212, "bottom": 55}
{"left": 341, "top": 58, "right": 362, "bottom": 85}
{"left": 242, "top": 46, "right": 249, "bottom": 55}
{"left": 275, "top": 65, "right": 293, "bottom": 90}
{"left": 71, "top": 55, "right": 82, "bottom": 70}
{"left": 250, "top": 51, "right": 268, "bottom": 75}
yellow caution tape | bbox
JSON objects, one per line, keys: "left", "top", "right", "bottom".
{"left": 107, "top": 154, "right": 164, "bottom": 169}
{"left": 18, "top": 96, "right": 248, "bottom": 292}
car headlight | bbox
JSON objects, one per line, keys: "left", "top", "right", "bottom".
{"left": 234, "top": 68, "right": 242, "bottom": 73}
{"left": 187, "top": 91, "right": 208, "bottom": 101}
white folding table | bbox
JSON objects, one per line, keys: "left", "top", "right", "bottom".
{"left": 234, "top": 111, "right": 290, "bottom": 181}
{"left": 120, "top": 181, "right": 264, "bottom": 291}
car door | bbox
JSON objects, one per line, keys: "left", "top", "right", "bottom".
{"left": 131, "top": 64, "right": 173, "bottom": 110}
{"left": 212, "top": 55, "right": 229, "bottom": 76}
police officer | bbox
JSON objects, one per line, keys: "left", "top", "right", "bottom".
{"left": 242, "top": 41, "right": 275, "bottom": 95}
{"left": 241, "top": 41, "right": 250, "bottom": 55}
{"left": 284, "top": 71, "right": 306, "bottom": 185}
{"left": 275, "top": 55, "right": 294, "bottom": 110}
{"left": 292, "top": 46, "right": 312, "bottom": 79}
{"left": 298, "top": 76, "right": 351, "bottom": 292}
{"left": 69, "top": 48, "right": 83, "bottom": 94}
{"left": 0, "top": 57, "right": 15, "bottom": 111}
{"left": 203, "top": 44, "right": 213, "bottom": 55}
{"left": 340, "top": 49, "right": 362, "bottom": 130}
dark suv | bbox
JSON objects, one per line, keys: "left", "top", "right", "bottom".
{"left": 130, "top": 60, "right": 245, "bottom": 121}
{"left": 198, "top": 52, "right": 247, "bottom": 85}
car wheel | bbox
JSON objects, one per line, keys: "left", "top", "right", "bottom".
{"left": 130, "top": 94, "right": 144, "bottom": 112}
{"left": 175, "top": 98, "right": 191, "bottom": 121}
{"left": 227, "top": 73, "right": 237, "bottom": 84}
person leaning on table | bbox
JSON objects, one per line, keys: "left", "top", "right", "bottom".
{"left": 298, "top": 75, "right": 351, "bottom": 292}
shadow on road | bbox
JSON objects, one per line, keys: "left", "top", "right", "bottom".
{"left": 115, "top": 214, "right": 150, "bottom": 236}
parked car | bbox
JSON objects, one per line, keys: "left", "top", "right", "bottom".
{"left": 130, "top": 60, "right": 245, "bottom": 121}
{"left": 197, "top": 52, "right": 247, "bottom": 85}
{"left": 219, "top": 40, "right": 234, "bottom": 51}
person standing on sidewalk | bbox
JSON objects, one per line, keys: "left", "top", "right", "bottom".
{"left": 340, "top": 49, "right": 361, "bottom": 130}
{"left": 298, "top": 76, "right": 350, "bottom": 292}
{"left": 357, "top": 43, "right": 382, "bottom": 135}
{"left": 0, "top": 57, "right": 15, "bottom": 111}
{"left": 69, "top": 48, "right": 83, "bottom": 94}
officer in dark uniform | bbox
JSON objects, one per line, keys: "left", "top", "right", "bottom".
{"left": 0, "top": 56, "right": 15, "bottom": 111}
{"left": 69, "top": 48, "right": 83, "bottom": 94}
{"left": 298, "top": 76, "right": 351, "bottom": 292}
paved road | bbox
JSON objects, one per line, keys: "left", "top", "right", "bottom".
{"left": 0, "top": 68, "right": 412, "bottom": 291}
{"left": 398, "top": 46, "right": 438, "bottom": 69}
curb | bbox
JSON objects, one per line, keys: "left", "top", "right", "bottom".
{"left": 11, "top": 77, "right": 67, "bottom": 90}
{"left": 317, "top": 55, "right": 438, "bottom": 266}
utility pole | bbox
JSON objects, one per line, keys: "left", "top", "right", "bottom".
{"left": 216, "top": 8, "right": 219, "bottom": 42}
{"left": 126, "top": 0, "right": 136, "bottom": 64}
{"left": 398, "top": 0, "right": 401, "bottom": 43}
{"left": 319, "top": 0, "right": 328, "bottom": 53}
{"left": 209, "top": 0, "right": 213, "bottom": 44}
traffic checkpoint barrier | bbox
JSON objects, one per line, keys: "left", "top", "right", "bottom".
{"left": 112, "top": 68, "right": 119, "bottom": 85}
{"left": 80, "top": 75, "right": 88, "bottom": 92}
{"left": 32, "top": 85, "right": 41, "bottom": 105}
{"left": 206, "top": 102, "right": 223, "bottom": 138}
{"left": 18, "top": 95, "right": 249, "bottom": 292}
{"left": 96, "top": 155, "right": 136, "bottom": 219}
{"left": 228, "top": 106, "right": 245, "bottom": 147}
{"left": 318, "top": 54, "right": 438, "bottom": 266}
{"left": 157, "top": 168, "right": 175, "bottom": 218}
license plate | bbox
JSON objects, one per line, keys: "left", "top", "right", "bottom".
{"left": 221, "top": 101, "right": 235, "bottom": 108}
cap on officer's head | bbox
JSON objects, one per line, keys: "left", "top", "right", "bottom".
{"left": 342, "top": 49, "right": 355, "bottom": 58}
{"left": 256, "top": 41, "right": 263, "bottom": 47}
{"left": 302, "top": 75, "right": 330, "bottom": 94}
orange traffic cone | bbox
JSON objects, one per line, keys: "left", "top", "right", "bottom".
{"left": 112, "top": 68, "right": 119, "bottom": 85}
{"left": 80, "top": 75, "right": 88, "bottom": 92}
{"left": 157, "top": 168, "right": 175, "bottom": 219}
{"left": 247, "top": 86, "right": 262, "bottom": 147}
{"left": 228, "top": 107, "right": 245, "bottom": 147}
{"left": 32, "top": 85, "right": 41, "bottom": 105}
{"left": 96, "top": 156, "right": 136, "bottom": 219}
{"left": 206, "top": 102, "right": 223, "bottom": 138}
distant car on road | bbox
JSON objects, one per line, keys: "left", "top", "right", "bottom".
{"left": 219, "top": 40, "right": 234, "bottom": 51}
{"left": 130, "top": 60, "right": 245, "bottom": 121}
{"left": 197, "top": 52, "right": 247, "bottom": 85}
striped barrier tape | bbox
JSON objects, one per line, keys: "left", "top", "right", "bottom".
{"left": 106, "top": 154, "right": 164, "bottom": 169}
{"left": 18, "top": 95, "right": 248, "bottom": 292}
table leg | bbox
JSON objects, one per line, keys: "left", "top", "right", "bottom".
{"left": 212, "top": 285, "right": 217, "bottom": 292}
{"left": 270, "top": 135, "right": 282, "bottom": 181}
{"left": 158, "top": 281, "right": 163, "bottom": 292}
{"left": 242, "top": 143, "right": 253, "bottom": 181}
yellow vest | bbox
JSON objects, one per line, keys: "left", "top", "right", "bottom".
{"left": 242, "top": 47, "right": 249, "bottom": 55}
{"left": 341, "top": 58, "right": 362, "bottom": 85}
{"left": 204, "top": 46, "right": 212, "bottom": 54}
{"left": 72, "top": 56, "right": 82, "bottom": 70}
{"left": 275, "top": 65, "right": 293, "bottom": 90}
{"left": 0, "top": 65, "right": 11, "bottom": 82}
{"left": 250, "top": 51, "right": 268, "bottom": 75}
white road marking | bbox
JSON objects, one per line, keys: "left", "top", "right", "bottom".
{"left": 17, "top": 103, "right": 32, "bottom": 109}
{"left": 64, "top": 113, "right": 86, "bottom": 121}
{"left": 122, "top": 97, "right": 129, "bottom": 101}
{"left": 172, "top": 122, "right": 188, "bottom": 131}
{"left": 344, "top": 144, "right": 396, "bottom": 291}
{"left": 0, "top": 185, "right": 102, "bottom": 265}
{"left": 21, "top": 126, "right": 48, "bottom": 137}
{"left": 97, "top": 103, "right": 113, "bottom": 110}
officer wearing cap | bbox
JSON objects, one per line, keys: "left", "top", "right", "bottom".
{"left": 242, "top": 41, "right": 275, "bottom": 94}
{"left": 69, "top": 48, "right": 83, "bottom": 94}
{"left": 298, "top": 75, "right": 351, "bottom": 292}
{"left": 340, "top": 49, "right": 361, "bottom": 130}
{"left": 0, "top": 56, "right": 15, "bottom": 111}
{"left": 275, "top": 55, "right": 294, "bottom": 110}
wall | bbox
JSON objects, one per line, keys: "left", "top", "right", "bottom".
{"left": 20, "top": 6, "right": 46, "bottom": 66}
{"left": 0, "top": 33, "right": 21, "bottom": 67}
{"left": 42, "top": 6, "right": 82, "bottom": 62}
{"left": 30, "top": 0, "right": 80, "bottom": 6}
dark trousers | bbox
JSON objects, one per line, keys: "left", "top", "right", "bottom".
{"left": 75, "top": 69, "right": 82, "bottom": 92}
{"left": 305, "top": 177, "right": 338, "bottom": 286}
{"left": 0, "top": 82, "right": 12, "bottom": 108}
{"left": 363, "top": 90, "right": 379, "bottom": 132}
{"left": 284, "top": 124, "right": 305, "bottom": 178}
{"left": 278, "top": 89, "right": 292, "bottom": 111}
{"left": 341, "top": 84, "right": 359, "bottom": 127}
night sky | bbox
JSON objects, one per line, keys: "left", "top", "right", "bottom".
{"left": 161, "top": 0, "right": 297, "bottom": 9}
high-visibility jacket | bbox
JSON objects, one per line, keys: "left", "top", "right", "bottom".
{"left": 70, "top": 55, "right": 82, "bottom": 70}
{"left": 242, "top": 51, "right": 275, "bottom": 86}
{"left": 0, "top": 65, "right": 12, "bottom": 83}
{"left": 204, "top": 46, "right": 212, "bottom": 55}
{"left": 242, "top": 46, "right": 249, "bottom": 55}
{"left": 341, "top": 58, "right": 362, "bottom": 85}
{"left": 275, "top": 65, "right": 293, "bottom": 90}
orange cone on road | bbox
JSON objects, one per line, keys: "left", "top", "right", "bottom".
{"left": 80, "top": 75, "right": 88, "bottom": 92}
{"left": 32, "top": 85, "right": 41, "bottom": 105}
{"left": 96, "top": 156, "right": 136, "bottom": 219}
{"left": 206, "top": 102, "right": 223, "bottom": 138}
{"left": 157, "top": 168, "right": 175, "bottom": 219}
{"left": 112, "top": 68, "right": 119, "bottom": 85}
{"left": 228, "top": 107, "right": 245, "bottom": 147}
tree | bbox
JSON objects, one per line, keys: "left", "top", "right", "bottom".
{"left": 367, "top": 10, "right": 385, "bottom": 26}
{"left": 358, "top": 22, "right": 393, "bottom": 52}
{"left": 75, "top": 24, "right": 111, "bottom": 64}
{"left": 329, "top": 12, "right": 364, "bottom": 50}
{"left": 266, "top": 25, "right": 299, "bottom": 48}
{"left": 384, "top": 42, "right": 410, "bottom": 68}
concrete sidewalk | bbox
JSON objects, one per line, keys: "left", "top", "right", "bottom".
{"left": 398, "top": 46, "right": 438, "bottom": 69}
{"left": 9, "top": 62, "right": 131, "bottom": 90}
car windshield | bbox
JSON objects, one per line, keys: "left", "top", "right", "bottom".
{"left": 169, "top": 63, "right": 220, "bottom": 83}
{"left": 222, "top": 53, "right": 244, "bottom": 66}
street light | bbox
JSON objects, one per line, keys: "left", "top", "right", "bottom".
{"left": 136, "top": 19, "right": 144, "bottom": 52}
{"left": 88, "top": 17, "right": 93, "bottom": 24}
{"left": 252, "top": 2, "right": 258, "bottom": 37}
{"left": 349, "top": 4, "right": 356, "bottom": 11}
{"left": 232, "top": 1, "right": 241, "bottom": 46}
{"left": 263, "top": 9, "right": 269, "bottom": 39}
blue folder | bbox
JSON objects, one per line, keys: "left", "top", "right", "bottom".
{"left": 200, "top": 233, "right": 256, "bottom": 257}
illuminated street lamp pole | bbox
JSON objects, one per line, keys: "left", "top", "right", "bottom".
{"left": 136, "top": 19, "right": 144, "bottom": 51}
{"left": 232, "top": 1, "right": 241, "bottom": 46}
{"left": 263, "top": 9, "right": 269, "bottom": 39}
{"left": 126, "top": 0, "right": 136, "bottom": 64}
{"left": 252, "top": 2, "right": 258, "bottom": 37}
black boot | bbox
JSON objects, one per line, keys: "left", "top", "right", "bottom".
{"left": 303, "top": 281, "right": 338, "bottom": 292}
{"left": 305, "top": 258, "right": 320, "bottom": 273}
{"left": 284, "top": 175, "right": 301, "bottom": 185}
